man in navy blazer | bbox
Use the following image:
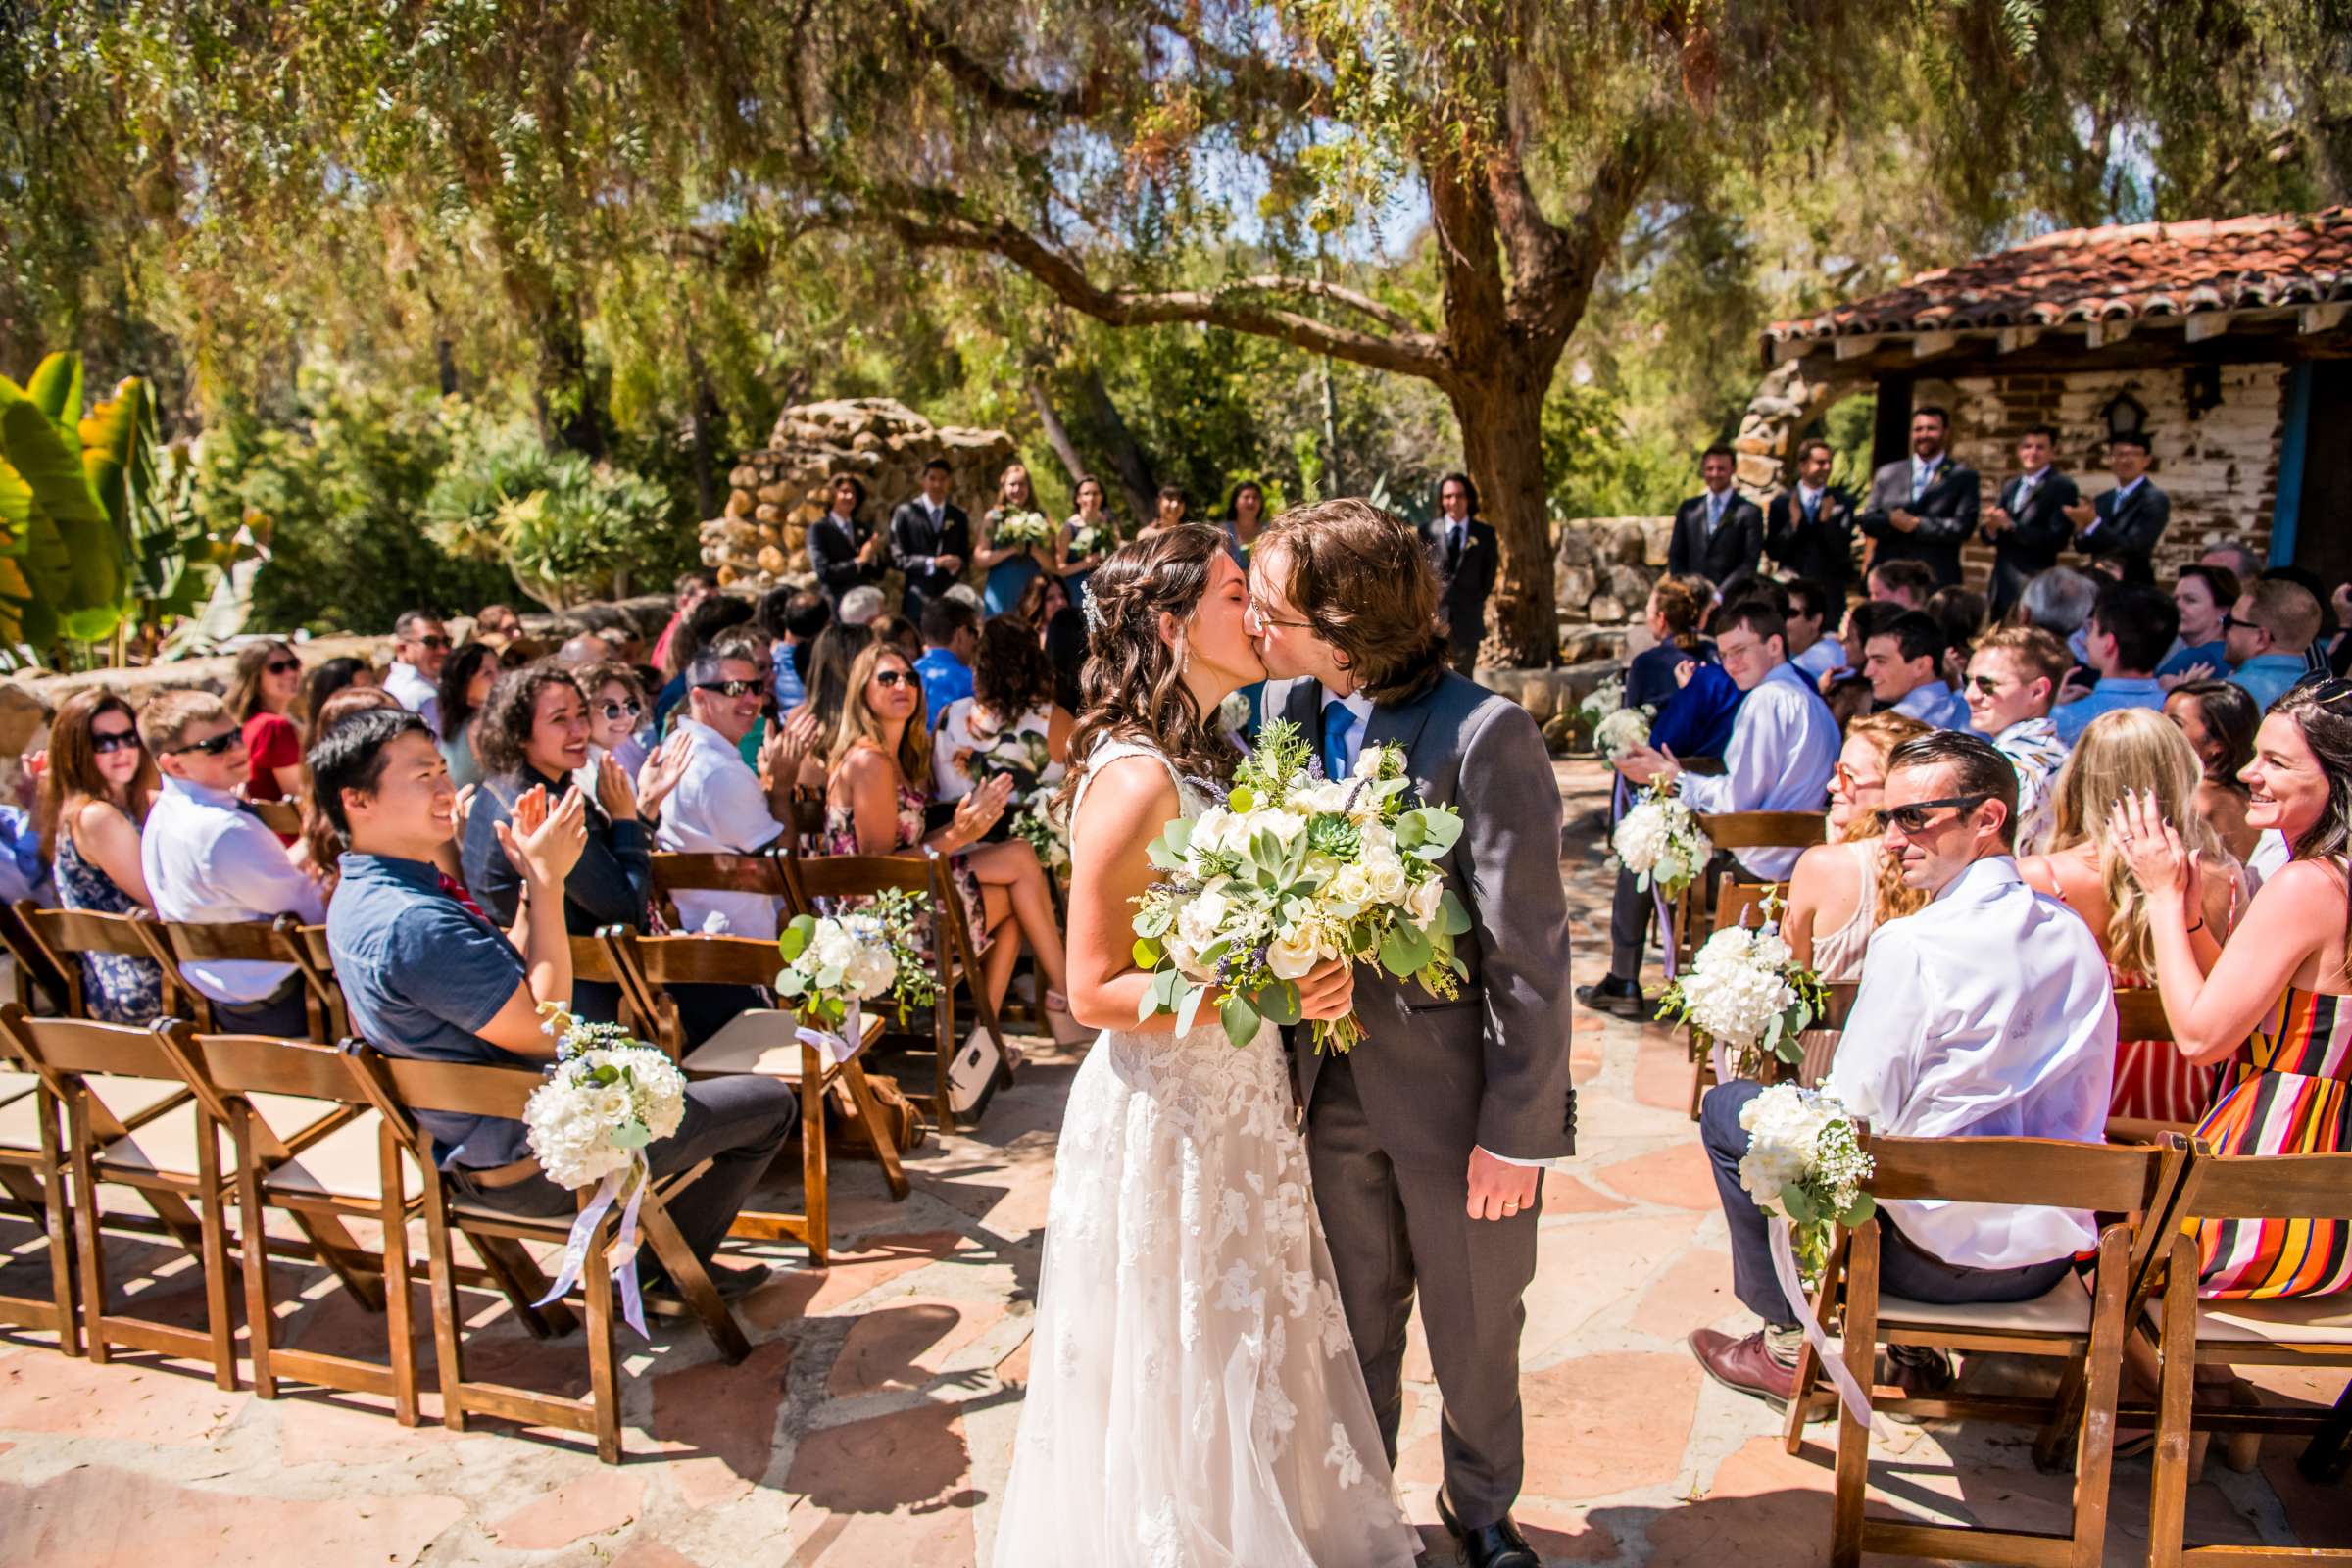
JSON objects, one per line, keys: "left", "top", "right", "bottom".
{"left": 1425, "top": 471, "right": 1499, "bottom": 675}
{"left": 1763, "top": 437, "right": 1856, "bottom": 604}
{"left": 1981, "top": 425, "right": 2082, "bottom": 618}
{"left": 1667, "top": 445, "right": 1765, "bottom": 585}
{"left": 1858, "top": 406, "right": 1981, "bottom": 587}
{"left": 2061, "top": 430, "right": 2169, "bottom": 584}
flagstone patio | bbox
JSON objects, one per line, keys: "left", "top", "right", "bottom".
{"left": 0, "top": 758, "right": 2339, "bottom": 1565}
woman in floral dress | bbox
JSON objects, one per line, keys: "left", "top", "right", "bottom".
{"left": 34, "top": 691, "right": 165, "bottom": 1023}
{"left": 933, "top": 617, "right": 1074, "bottom": 820}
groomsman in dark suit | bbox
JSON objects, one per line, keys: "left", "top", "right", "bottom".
{"left": 1426, "top": 471, "right": 1498, "bottom": 675}
{"left": 2061, "top": 430, "right": 2169, "bottom": 584}
{"left": 1667, "top": 445, "right": 1765, "bottom": 584}
{"left": 1857, "top": 405, "right": 1980, "bottom": 588}
{"left": 1763, "top": 438, "right": 1855, "bottom": 604}
{"left": 887, "top": 457, "right": 971, "bottom": 620}
{"left": 1981, "top": 425, "right": 2082, "bottom": 619}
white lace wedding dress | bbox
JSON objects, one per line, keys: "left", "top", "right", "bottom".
{"left": 992, "top": 739, "right": 1420, "bottom": 1568}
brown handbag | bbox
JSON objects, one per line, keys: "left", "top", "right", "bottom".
{"left": 827, "top": 1070, "right": 930, "bottom": 1157}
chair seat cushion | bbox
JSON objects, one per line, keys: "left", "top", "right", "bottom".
{"left": 2165, "top": 1294, "right": 2352, "bottom": 1346}
{"left": 99, "top": 1092, "right": 343, "bottom": 1179}
{"left": 265, "top": 1113, "right": 413, "bottom": 1203}
{"left": 0, "top": 1073, "right": 188, "bottom": 1152}
{"left": 1878, "top": 1279, "right": 2091, "bottom": 1336}
{"left": 681, "top": 1008, "right": 881, "bottom": 1080}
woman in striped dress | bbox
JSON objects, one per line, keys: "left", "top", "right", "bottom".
{"left": 2114, "top": 681, "right": 2352, "bottom": 1298}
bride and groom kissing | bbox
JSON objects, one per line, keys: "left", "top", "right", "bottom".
{"left": 992, "top": 498, "right": 1578, "bottom": 1567}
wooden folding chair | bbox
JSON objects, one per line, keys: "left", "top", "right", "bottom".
{"left": 10, "top": 901, "right": 187, "bottom": 1021}
{"left": 247, "top": 798, "right": 303, "bottom": 838}
{"left": 567, "top": 930, "right": 650, "bottom": 1040}
{"left": 0, "top": 1039, "right": 77, "bottom": 1350}
{"left": 2101, "top": 988, "right": 2195, "bottom": 1146}
{"left": 342, "top": 1044, "right": 753, "bottom": 1463}
{"left": 1783, "top": 1133, "right": 2188, "bottom": 1568}
{"left": 1685, "top": 877, "right": 1792, "bottom": 1117}
{"left": 601, "top": 927, "right": 907, "bottom": 1266}
{"left": 155, "top": 1024, "right": 421, "bottom": 1421}
{"left": 648, "top": 849, "right": 793, "bottom": 934}
{"left": 2145, "top": 1141, "right": 2352, "bottom": 1565}
{"left": 0, "top": 1005, "right": 300, "bottom": 1387}
{"left": 146, "top": 917, "right": 342, "bottom": 1042}
{"left": 1671, "top": 810, "right": 1827, "bottom": 970}
{"left": 781, "top": 846, "right": 1008, "bottom": 1132}
{"left": 0, "top": 901, "right": 70, "bottom": 1013}
{"left": 275, "top": 922, "right": 351, "bottom": 1042}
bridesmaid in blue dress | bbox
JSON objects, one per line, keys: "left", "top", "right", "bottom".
{"left": 978, "top": 462, "right": 1052, "bottom": 616}
{"left": 1054, "top": 474, "right": 1117, "bottom": 612}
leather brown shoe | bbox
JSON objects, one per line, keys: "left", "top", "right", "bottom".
{"left": 1434, "top": 1488, "right": 1540, "bottom": 1568}
{"left": 1690, "top": 1326, "right": 1797, "bottom": 1409}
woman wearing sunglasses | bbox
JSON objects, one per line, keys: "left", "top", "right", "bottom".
{"left": 225, "top": 639, "right": 308, "bottom": 805}
{"left": 32, "top": 690, "right": 165, "bottom": 1022}
{"left": 823, "top": 641, "right": 1072, "bottom": 1032}
{"left": 579, "top": 660, "right": 652, "bottom": 782}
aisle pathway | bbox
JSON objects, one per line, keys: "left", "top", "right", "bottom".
{"left": 0, "top": 760, "right": 2338, "bottom": 1564}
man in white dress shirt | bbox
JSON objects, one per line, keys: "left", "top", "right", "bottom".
{"left": 1580, "top": 601, "right": 1839, "bottom": 1017}
{"left": 1690, "top": 729, "right": 2117, "bottom": 1405}
{"left": 137, "top": 691, "right": 329, "bottom": 1036}
{"left": 382, "top": 610, "right": 451, "bottom": 733}
{"left": 1864, "top": 610, "right": 1972, "bottom": 728}
{"left": 655, "top": 645, "right": 797, "bottom": 939}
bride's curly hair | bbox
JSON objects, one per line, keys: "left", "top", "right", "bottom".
{"left": 1056, "top": 522, "right": 1240, "bottom": 812}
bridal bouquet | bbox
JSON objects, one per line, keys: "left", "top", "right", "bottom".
{"left": 1130, "top": 718, "right": 1471, "bottom": 1053}
{"left": 1739, "top": 1084, "right": 1875, "bottom": 1282}
{"left": 521, "top": 1005, "right": 691, "bottom": 1335}
{"left": 1610, "top": 788, "right": 1712, "bottom": 900}
{"left": 995, "top": 509, "right": 1058, "bottom": 550}
{"left": 1654, "top": 901, "right": 1829, "bottom": 1080}
{"left": 1579, "top": 677, "right": 1654, "bottom": 760}
{"left": 775, "top": 888, "right": 939, "bottom": 1035}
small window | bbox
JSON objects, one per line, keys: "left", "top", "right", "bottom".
{"left": 2102, "top": 391, "right": 2149, "bottom": 440}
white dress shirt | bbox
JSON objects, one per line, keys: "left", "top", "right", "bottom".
{"left": 1675, "top": 662, "right": 1839, "bottom": 879}
{"left": 1891, "top": 680, "right": 1972, "bottom": 730}
{"left": 383, "top": 661, "right": 441, "bottom": 733}
{"left": 654, "top": 716, "right": 785, "bottom": 939}
{"left": 1827, "top": 856, "right": 2115, "bottom": 1270}
{"left": 1790, "top": 636, "right": 1845, "bottom": 681}
{"left": 142, "top": 776, "right": 329, "bottom": 1004}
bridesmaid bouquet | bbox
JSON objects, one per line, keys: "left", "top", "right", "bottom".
{"left": 1654, "top": 895, "right": 1829, "bottom": 1080}
{"left": 995, "top": 510, "right": 1058, "bottom": 550}
{"left": 1067, "top": 516, "right": 1117, "bottom": 558}
{"left": 1610, "top": 788, "right": 1711, "bottom": 900}
{"left": 1129, "top": 718, "right": 1471, "bottom": 1053}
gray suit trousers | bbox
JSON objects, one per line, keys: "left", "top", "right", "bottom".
{"left": 1307, "top": 1051, "right": 1541, "bottom": 1528}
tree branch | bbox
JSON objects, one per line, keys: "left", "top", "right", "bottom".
{"left": 1505, "top": 114, "right": 1665, "bottom": 349}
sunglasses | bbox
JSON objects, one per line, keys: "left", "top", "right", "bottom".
{"left": 415, "top": 634, "right": 452, "bottom": 651}
{"left": 694, "top": 679, "right": 764, "bottom": 700}
{"left": 598, "top": 699, "right": 643, "bottom": 722}
{"left": 1832, "top": 760, "right": 1885, "bottom": 792}
{"left": 266, "top": 657, "right": 300, "bottom": 675}
{"left": 90, "top": 727, "right": 142, "bottom": 755}
{"left": 873, "top": 669, "right": 915, "bottom": 689}
{"left": 1884, "top": 792, "right": 1993, "bottom": 834}
{"left": 165, "top": 729, "right": 245, "bottom": 759}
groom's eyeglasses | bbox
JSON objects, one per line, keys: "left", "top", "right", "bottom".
{"left": 1243, "top": 603, "right": 1312, "bottom": 633}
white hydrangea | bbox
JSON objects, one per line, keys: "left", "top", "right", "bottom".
{"left": 1593, "top": 706, "right": 1653, "bottom": 760}
{"left": 1674, "top": 926, "right": 1800, "bottom": 1051}
{"left": 1611, "top": 793, "right": 1711, "bottom": 897}
{"left": 1737, "top": 1084, "right": 1874, "bottom": 1229}
{"left": 524, "top": 1040, "right": 688, "bottom": 1191}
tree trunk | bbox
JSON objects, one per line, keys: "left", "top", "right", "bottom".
{"left": 1450, "top": 371, "right": 1557, "bottom": 668}
{"left": 687, "top": 347, "right": 723, "bottom": 520}
{"left": 1025, "top": 369, "right": 1089, "bottom": 489}
{"left": 1072, "top": 363, "right": 1158, "bottom": 526}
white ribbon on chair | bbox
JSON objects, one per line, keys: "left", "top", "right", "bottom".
{"left": 1770, "top": 1215, "right": 1879, "bottom": 1432}
{"left": 1655, "top": 885, "right": 1680, "bottom": 981}
{"left": 533, "top": 1155, "right": 655, "bottom": 1338}
{"left": 793, "top": 999, "right": 863, "bottom": 1069}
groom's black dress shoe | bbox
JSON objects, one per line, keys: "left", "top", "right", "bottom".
{"left": 1435, "top": 1488, "right": 1540, "bottom": 1568}
{"left": 1573, "top": 973, "right": 1647, "bottom": 1020}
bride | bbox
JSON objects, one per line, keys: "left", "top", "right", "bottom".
{"left": 992, "top": 524, "right": 1421, "bottom": 1566}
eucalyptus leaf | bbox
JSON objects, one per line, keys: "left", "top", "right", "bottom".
{"left": 1220, "top": 994, "right": 1261, "bottom": 1048}
{"left": 1257, "top": 978, "right": 1303, "bottom": 1026}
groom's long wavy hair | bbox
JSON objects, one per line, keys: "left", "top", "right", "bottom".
{"left": 1257, "top": 498, "right": 1446, "bottom": 705}
{"left": 1056, "top": 522, "right": 1239, "bottom": 812}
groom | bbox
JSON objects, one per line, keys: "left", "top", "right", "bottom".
{"left": 1251, "top": 498, "right": 1575, "bottom": 1568}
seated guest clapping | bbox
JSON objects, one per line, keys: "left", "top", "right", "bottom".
{"left": 1579, "top": 601, "right": 1839, "bottom": 1018}
{"left": 656, "top": 640, "right": 819, "bottom": 938}
{"left": 2112, "top": 682, "right": 2352, "bottom": 1298}
{"left": 1863, "top": 612, "right": 1971, "bottom": 728}
{"left": 460, "top": 662, "right": 681, "bottom": 1023}
{"left": 2052, "top": 580, "right": 2178, "bottom": 746}
{"left": 823, "top": 640, "right": 1070, "bottom": 1025}
{"left": 1964, "top": 627, "right": 2071, "bottom": 850}
{"left": 2020, "top": 709, "right": 2245, "bottom": 1124}
{"left": 318, "top": 708, "right": 793, "bottom": 1297}
{"left": 1692, "top": 731, "right": 2118, "bottom": 1405}
{"left": 138, "top": 691, "right": 328, "bottom": 1036}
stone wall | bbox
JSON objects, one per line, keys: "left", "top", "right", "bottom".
{"left": 704, "top": 399, "right": 1019, "bottom": 590}
{"left": 1553, "top": 516, "right": 1671, "bottom": 624}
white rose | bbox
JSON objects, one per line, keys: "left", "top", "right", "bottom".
{"left": 1405, "top": 875, "right": 1445, "bottom": 927}
{"left": 1192, "top": 806, "right": 1234, "bottom": 855}
{"left": 1363, "top": 852, "right": 1407, "bottom": 903}
{"left": 1258, "top": 808, "right": 1308, "bottom": 847}
{"left": 1266, "top": 926, "right": 1321, "bottom": 980}
{"left": 1300, "top": 780, "right": 1352, "bottom": 815}
{"left": 1176, "top": 889, "right": 1229, "bottom": 953}
{"left": 1351, "top": 747, "right": 1385, "bottom": 780}
{"left": 1331, "top": 864, "right": 1374, "bottom": 906}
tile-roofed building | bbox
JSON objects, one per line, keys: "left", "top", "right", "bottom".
{"left": 1734, "top": 208, "right": 2352, "bottom": 593}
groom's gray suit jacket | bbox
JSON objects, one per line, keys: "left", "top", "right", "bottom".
{"left": 1268, "top": 670, "right": 1577, "bottom": 1166}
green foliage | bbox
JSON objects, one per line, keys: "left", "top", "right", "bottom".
{"left": 423, "top": 408, "right": 689, "bottom": 610}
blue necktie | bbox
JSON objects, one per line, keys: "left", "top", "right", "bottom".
{"left": 1322, "top": 699, "right": 1358, "bottom": 782}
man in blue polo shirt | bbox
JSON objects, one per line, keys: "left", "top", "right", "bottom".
{"left": 2051, "top": 580, "right": 2177, "bottom": 746}
{"left": 318, "top": 708, "right": 793, "bottom": 1296}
